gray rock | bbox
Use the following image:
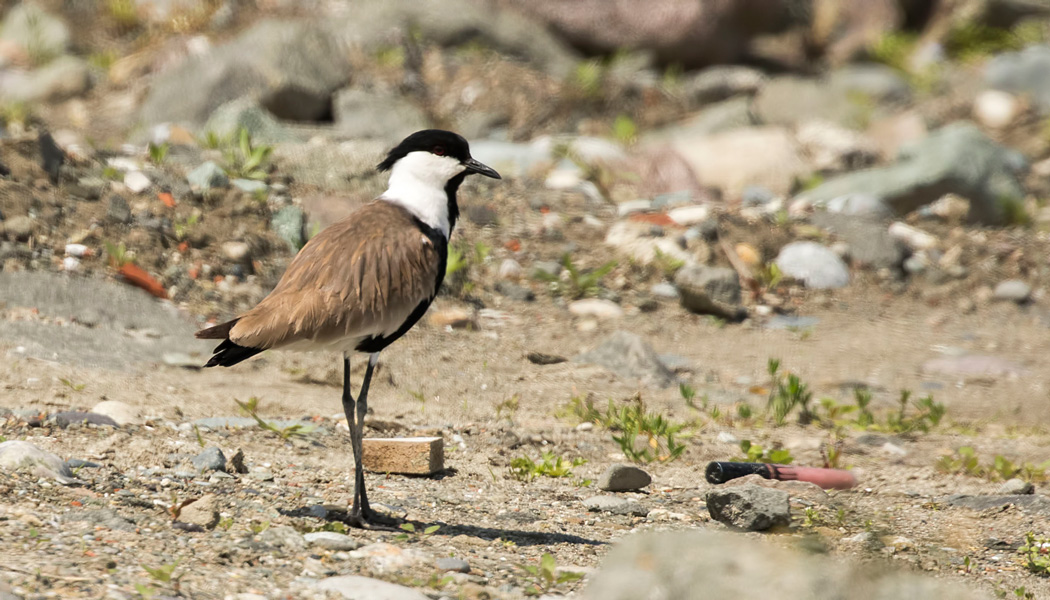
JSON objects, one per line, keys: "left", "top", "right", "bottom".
{"left": 825, "top": 193, "right": 892, "bottom": 218}
{"left": 0, "top": 3, "right": 70, "bottom": 61}
{"left": 582, "top": 530, "right": 986, "bottom": 600}
{"left": 140, "top": 20, "right": 350, "bottom": 126}
{"left": 333, "top": 88, "right": 431, "bottom": 141}
{"left": 203, "top": 97, "right": 291, "bottom": 144}
{"left": 753, "top": 66, "right": 909, "bottom": 130}
{"left": 187, "top": 161, "right": 229, "bottom": 190}
{"left": 0, "top": 56, "right": 92, "bottom": 103}
{"left": 661, "top": 97, "right": 755, "bottom": 139}
{"left": 651, "top": 282, "right": 679, "bottom": 299}
{"left": 794, "top": 122, "right": 1027, "bottom": 225}
{"left": 271, "top": 205, "right": 304, "bottom": 251}
{"left": 258, "top": 525, "right": 305, "bottom": 550}
{"left": 809, "top": 212, "right": 905, "bottom": 270}
{"left": 532, "top": 260, "right": 563, "bottom": 279}
{"left": 598, "top": 464, "right": 652, "bottom": 492}
{"left": 993, "top": 279, "right": 1031, "bottom": 304}
{"left": 314, "top": 575, "right": 429, "bottom": 600}
{"left": 944, "top": 494, "right": 1050, "bottom": 515}
{"left": 495, "top": 281, "right": 535, "bottom": 302}
{"left": 192, "top": 416, "right": 261, "bottom": 429}
{"left": 775, "top": 241, "right": 850, "bottom": 289}
{"left": 583, "top": 495, "right": 649, "bottom": 517}
{"left": 706, "top": 484, "right": 790, "bottom": 531}
{"left": 0, "top": 271, "right": 212, "bottom": 370}
{"left": 70, "top": 177, "right": 107, "bottom": 202}
{"left": 674, "top": 265, "right": 744, "bottom": 319}
{"left": 997, "top": 478, "right": 1035, "bottom": 495}
{"left": 681, "top": 65, "right": 766, "bottom": 104}
{"left": 741, "top": 185, "right": 776, "bottom": 207}
{"left": 273, "top": 139, "right": 388, "bottom": 192}
{"left": 764, "top": 315, "right": 819, "bottom": 330}
{"left": 62, "top": 508, "right": 136, "bottom": 532}
{"left": 52, "top": 411, "right": 119, "bottom": 428}
{"left": 435, "top": 557, "right": 471, "bottom": 573}
{"left": 0, "top": 441, "right": 78, "bottom": 485}
{"left": 106, "top": 194, "right": 132, "bottom": 224}
{"left": 231, "top": 179, "right": 268, "bottom": 194}
{"left": 304, "top": 531, "right": 361, "bottom": 551}
{"left": 192, "top": 446, "right": 226, "bottom": 472}
{"left": 986, "top": 45, "right": 1050, "bottom": 113}
{"left": 2, "top": 216, "right": 37, "bottom": 241}
{"left": 574, "top": 331, "right": 676, "bottom": 388}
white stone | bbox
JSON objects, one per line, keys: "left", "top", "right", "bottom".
{"left": 221, "top": 241, "right": 251, "bottom": 262}
{"left": 974, "top": 90, "right": 1020, "bottom": 129}
{"left": 888, "top": 221, "right": 938, "bottom": 251}
{"left": 62, "top": 256, "right": 80, "bottom": 271}
{"left": 775, "top": 241, "right": 850, "bottom": 289}
{"left": 568, "top": 299, "right": 624, "bottom": 320}
{"left": 0, "top": 441, "right": 78, "bottom": 484}
{"left": 617, "top": 199, "right": 652, "bottom": 216}
{"left": 314, "top": 575, "right": 429, "bottom": 600}
{"left": 124, "top": 170, "right": 152, "bottom": 193}
{"left": 498, "top": 258, "right": 523, "bottom": 280}
{"left": 91, "top": 400, "right": 143, "bottom": 426}
{"left": 667, "top": 204, "right": 711, "bottom": 226}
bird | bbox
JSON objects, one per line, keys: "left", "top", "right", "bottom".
{"left": 195, "top": 130, "right": 500, "bottom": 528}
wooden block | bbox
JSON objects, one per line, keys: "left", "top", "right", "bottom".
{"left": 362, "top": 437, "right": 443, "bottom": 475}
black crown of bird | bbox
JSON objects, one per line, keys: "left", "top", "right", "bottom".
{"left": 195, "top": 129, "right": 500, "bottom": 528}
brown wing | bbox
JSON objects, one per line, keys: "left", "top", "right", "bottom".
{"left": 228, "top": 201, "right": 441, "bottom": 350}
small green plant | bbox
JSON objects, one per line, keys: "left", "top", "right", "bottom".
{"left": 1000, "top": 195, "right": 1032, "bottom": 227}
{"left": 103, "top": 240, "right": 134, "bottom": 268}
{"left": 557, "top": 394, "right": 604, "bottom": 424}
{"left": 173, "top": 213, "right": 200, "bottom": 242}
{"left": 802, "top": 507, "right": 823, "bottom": 527}
{"left": 192, "top": 424, "right": 205, "bottom": 448}
{"left": 444, "top": 240, "right": 490, "bottom": 296}
{"left": 653, "top": 248, "right": 685, "bottom": 280}
{"left": 249, "top": 520, "right": 271, "bottom": 534}
{"left": 937, "top": 447, "right": 1050, "bottom": 483}
{"left": 407, "top": 389, "right": 427, "bottom": 413}
{"left": 534, "top": 253, "right": 617, "bottom": 299}
{"left": 936, "top": 446, "right": 984, "bottom": 478}
{"left": 209, "top": 127, "right": 273, "bottom": 180}
{"left": 396, "top": 522, "right": 441, "bottom": 541}
{"left": 733, "top": 440, "right": 793, "bottom": 465}
{"left": 137, "top": 560, "right": 181, "bottom": 598}
{"left": 0, "top": 101, "right": 34, "bottom": 129}
{"left": 612, "top": 114, "right": 637, "bottom": 145}
{"left": 756, "top": 262, "right": 783, "bottom": 290}
{"left": 870, "top": 31, "right": 920, "bottom": 73}
{"left": 59, "top": 377, "right": 86, "bottom": 392}
{"left": 571, "top": 60, "right": 605, "bottom": 99}
{"left": 884, "top": 390, "right": 944, "bottom": 433}
{"left": 766, "top": 359, "right": 814, "bottom": 426}
{"left": 608, "top": 397, "right": 687, "bottom": 463}
{"left": 148, "top": 142, "right": 170, "bottom": 165}
{"left": 852, "top": 389, "right": 876, "bottom": 429}
{"left": 494, "top": 395, "right": 520, "bottom": 420}
{"left": 1019, "top": 531, "right": 1050, "bottom": 576}
{"left": 106, "top": 0, "right": 141, "bottom": 33}
{"left": 518, "top": 553, "right": 585, "bottom": 596}
{"left": 234, "top": 397, "right": 315, "bottom": 440}
{"left": 510, "top": 451, "right": 586, "bottom": 482}
{"left": 217, "top": 517, "right": 234, "bottom": 531}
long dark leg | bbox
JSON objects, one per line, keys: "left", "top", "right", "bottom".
{"left": 340, "top": 353, "right": 364, "bottom": 521}
{"left": 351, "top": 352, "right": 379, "bottom": 518}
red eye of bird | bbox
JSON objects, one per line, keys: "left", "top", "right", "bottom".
{"left": 433, "top": 145, "right": 445, "bottom": 156}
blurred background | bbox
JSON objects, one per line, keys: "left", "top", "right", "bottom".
{"left": 3, "top": 0, "right": 1050, "bottom": 598}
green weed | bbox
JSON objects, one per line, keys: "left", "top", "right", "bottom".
{"left": 733, "top": 440, "right": 793, "bottom": 465}
{"left": 510, "top": 451, "right": 585, "bottom": 482}
{"left": 103, "top": 240, "right": 134, "bottom": 268}
{"left": 234, "top": 397, "right": 315, "bottom": 440}
{"left": 59, "top": 377, "right": 86, "bottom": 392}
{"left": 518, "top": 553, "right": 585, "bottom": 596}
{"left": 612, "top": 114, "right": 637, "bottom": 145}
{"left": 148, "top": 142, "right": 170, "bottom": 165}
{"left": 766, "top": 359, "right": 814, "bottom": 426}
{"left": 1019, "top": 532, "right": 1050, "bottom": 576}
{"left": 534, "top": 253, "right": 617, "bottom": 299}
{"left": 608, "top": 397, "right": 687, "bottom": 463}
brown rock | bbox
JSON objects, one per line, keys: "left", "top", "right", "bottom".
{"left": 178, "top": 493, "right": 221, "bottom": 530}
{"left": 362, "top": 437, "right": 443, "bottom": 475}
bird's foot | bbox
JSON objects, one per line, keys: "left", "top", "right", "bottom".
{"left": 346, "top": 507, "right": 400, "bottom": 531}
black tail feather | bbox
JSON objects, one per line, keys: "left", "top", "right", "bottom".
{"left": 204, "top": 338, "right": 264, "bottom": 368}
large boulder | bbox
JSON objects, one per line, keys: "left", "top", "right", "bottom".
{"left": 139, "top": 20, "right": 350, "bottom": 127}
{"left": 503, "top": 0, "right": 796, "bottom": 68}
{"left": 793, "top": 122, "right": 1028, "bottom": 225}
{"left": 582, "top": 530, "right": 987, "bottom": 600}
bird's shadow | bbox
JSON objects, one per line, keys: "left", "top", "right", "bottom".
{"left": 281, "top": 504, "right": 606, "bottom": 547}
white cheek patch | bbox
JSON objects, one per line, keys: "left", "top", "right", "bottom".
{"left": 379, "top": 151, "right": 465, "bottom": 238}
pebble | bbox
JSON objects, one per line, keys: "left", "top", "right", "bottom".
{"left": 258, "top": 526, "right": 305, "bottom": 549}
{"left": 231, "top": 178, "right": 268, "bottom": 194}
{"left": 428, "top": 307, "right": 476, "bottom": 329}
{"left": 706, "top": 484, "right": 790, "bottom": 531}
{"left": 304, "top": 531, "right": 361, "bottom": 551}
{"left": 617, "top": 199, "right": 652, "bottom": 216}
{"left": 583, "top": 495, "right": 649, "bottom": 517}
{"left": 774, "top": 241, "right": 850, "bottom": 289}
{"left": 597, "top": 464, "right": 652, "bottom": 492}
{"left": 350, "top": 542, "right": 430, "bottom": 573}
{"left": 435, "top": 557, "right": 471, "bottom": 573}
{"left": 106, "top": 194, "right": 132, "bottom": 224}
{"left": 667, "top": 204, "right": 710, "bottom": 226}
{"left": 651, "top": 282, "right": 679, "bottom": 299}
{"left": 91, "top": 400, "right": 142, "bottom": 425}
{"left": 568, "top": 298, "right": 623, "bottom": 320}
{"left": 271, "top": 205, "right": 305, "bottom": 251}
{"left": 716, "top": 431, "right": 738, "bottom": 444}
{"left": 187, "top": 161, "right": 229, "bottom": 190}
{"left": 53, "top": 411, "right": 118, "bottom": 428}
{"left": 124, "top": 170, "right": 151, "bottom": 193}
{"left": 997, "top": 478, "right": 1034, "bottom": 495}
{"left": 192, "top": 446, "right": 226, "bottom": 472}
{"left": 178, "top": 493, "right": 220, "bottom": 529}
{"left": 532, "top": 260, "right": 562, "bottom": 278}
{"left": 498, "top": 258, "right": 523, "bottom": 280}
{"left": 222, "top": 240, "right": 252, "bottom": 263}
{"left": 888, "top": 221, "right": 938, "bottom": 251}
{"left": 314, "top": 575, "right": 429, "bottom": 600}
{"left": 992, "top": 279, "right": 1031, "bottom": 304}
{"left": 674, "top": 265, "right": 745, "bottom": 319}
{"left": 495, "top": 281, "right": 535, "bottom": 302}
{"left": 973, "top": 90, "right": 1020, "bottom": 129}
{"left": 62, "top": 256, "right": 80, "bottom": 271}
{"left": 0, "top": 440, "right": 78, "bottom": 485}
{"left": 2, "top": 216, "right": 36, "bottom": 240}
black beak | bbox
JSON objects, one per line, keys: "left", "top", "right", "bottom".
{"left": 463, "top": 157, "right": 501, "bottom": 179}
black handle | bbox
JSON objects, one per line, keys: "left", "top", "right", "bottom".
{"left": 705, "top": 461, "right": 775, "bottom": 484}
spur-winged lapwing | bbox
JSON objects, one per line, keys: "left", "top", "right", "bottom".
{"left": 196, "top": 130, "right": 500, "bottom": 528}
